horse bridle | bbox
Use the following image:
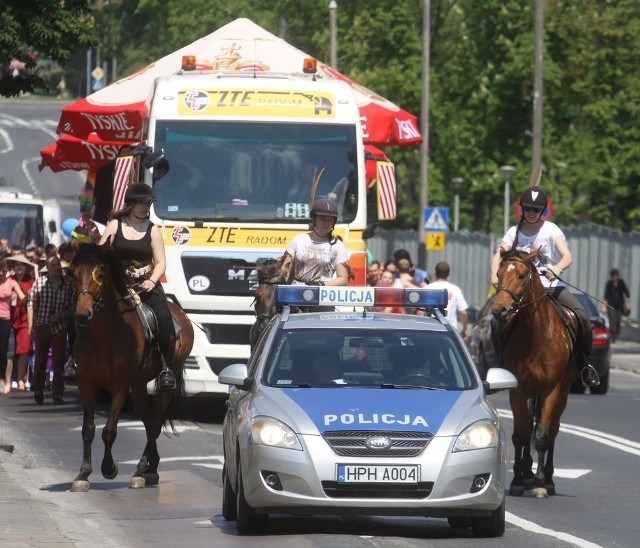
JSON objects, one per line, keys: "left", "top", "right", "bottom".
{"left": 495, "top": 255, "right": 546, "bottom": 315}
{"left": 76, "top": 265, "right": 105, "bottom": 313}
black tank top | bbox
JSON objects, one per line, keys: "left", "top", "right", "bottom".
{"left": 113, "top": 219, "right": 153, "bottom": 266}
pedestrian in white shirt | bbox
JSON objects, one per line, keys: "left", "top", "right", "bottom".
{"left": 427, "top": 261, "right": 468, "bottom": 337}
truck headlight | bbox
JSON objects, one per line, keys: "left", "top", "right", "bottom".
{"left": 251, "top": 417, "right": 302, "bottom": 450}
{"left": 453, "top": 420, "right": 498, "bottom": 452}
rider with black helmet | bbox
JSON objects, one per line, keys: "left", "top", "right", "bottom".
{"left": 99, "top": 182, "right": 177, "bottom": 389}
{"left": 282, "top": 197, "right": 350, "bottom": 288}
{"left": 490, "top": 184, "right": 600, "bottom": 387}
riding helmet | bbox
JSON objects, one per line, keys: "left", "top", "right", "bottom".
{"left": 124, "top": 183, "right": 156, "bottom": 204}
{"left": 519, "top": 186, "right": 548, "bottom": 211}
{"left": 310, "top": 197, "right": 339, "bottom": 218}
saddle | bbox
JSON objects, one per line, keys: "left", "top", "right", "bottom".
{"left": 125, "top": 287, "right": 183, "bottom": 370}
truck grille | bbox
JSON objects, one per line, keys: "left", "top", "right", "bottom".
{"left": 322, "top": 430, "right": 433, "bottom": 458}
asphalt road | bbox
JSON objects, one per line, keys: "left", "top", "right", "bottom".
{"left": 1, "top": 340, "right": 639, "bottom": 548}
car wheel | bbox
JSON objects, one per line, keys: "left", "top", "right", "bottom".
{"left": 236, "top": 465, "right": 268, "bottom": 535}
{"left": 221, "top": 462, "right": 237, "bottom": 521}
{"left": 569, "top": 377, "right": 586, "bottom": 394}
{"left": 590, "top": 370, "right": 609, "bottom": 395}
{"left": 471, "top": 497, "right": 505, "bottom": 538}
{"left": 448, "top": 516, "right": 472, "bottom": 529}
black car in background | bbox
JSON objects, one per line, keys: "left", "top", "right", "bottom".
{"left": 465, "top": 292, "right": 610, "bottom": 395}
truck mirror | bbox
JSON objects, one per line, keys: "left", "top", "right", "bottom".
{"left": 142, "top": 150, "right": 170, "bottom": 180}
{"left": 48, "top": 220, "right": 57, "bottom": 233}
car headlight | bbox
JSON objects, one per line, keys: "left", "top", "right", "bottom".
{"left": 251, "top": 417, "right": 303, "bottom": 450}
{"left": 453, "top": 420, "right": 499, "bottom": 452}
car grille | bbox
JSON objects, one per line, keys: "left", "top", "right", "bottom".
{"left": 322, "top": 430, "right": 433, "bottom": 457}
{"left": 321, "top": 481, "right": 434, "bottom": 499}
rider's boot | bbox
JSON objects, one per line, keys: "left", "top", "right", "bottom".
{"left": 581, "top": 363, "right": 600, "bottom": 386}
{"left": 157, "top": 335, "right": 176, "bottom": 390}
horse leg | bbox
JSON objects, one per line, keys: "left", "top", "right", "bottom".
{"left": 71, "top": 383, "right": 97, "bottom": 492}
{"left": 100, "top": 387, "right": 129, "bottom": 480}
{"left": 128, "top": 383, "right": 166, "bottom": 488}
{"left": 509, "top": 391, "right": 535, "bottom": 496}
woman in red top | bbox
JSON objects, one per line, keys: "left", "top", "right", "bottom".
{"left": 8, "top": 255, "right": 36, "bottom": 392}
{"left": 0, "top": 255, "right": 26, "bottom": 394}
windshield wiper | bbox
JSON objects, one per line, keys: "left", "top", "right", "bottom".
{"left": 380, "top": 383, "right": 445, "bottom": 390}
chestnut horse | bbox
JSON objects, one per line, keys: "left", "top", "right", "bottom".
{"left": 492, "top": 248, "right": 581, "bottom": 498}
{"left": 69, "top": 243, "right": 194, "bottom": 492}
{"left": 249, "top": 255, "right": 292, "bottom": 348}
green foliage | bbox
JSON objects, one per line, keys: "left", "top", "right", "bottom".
{"left": 0, "top": 0, "right": 96, "bottom": 96}
{"left": 8, "top": 0, "right": 638, "bottom": 231}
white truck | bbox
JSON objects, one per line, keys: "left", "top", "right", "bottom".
{"left": 0, "top": 185, "right": 63, "bottom": 249}
{"left": 137, "top": 60, "right": 371, "bottom": 396}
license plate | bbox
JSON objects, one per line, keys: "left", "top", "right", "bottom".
{"left": 337, "top": 464, "right": 419, "bottom": 484}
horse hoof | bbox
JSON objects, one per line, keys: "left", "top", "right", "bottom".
{"left": 129, "top": 476, "right": 146, "bottom": 489}
{"left": 70, "top": 480, "right": 90, "bottom": 492}
{"left": 532, "top": 487, "right": 548, "bottom": 499}
{"left": 545, "top": 484, "right": 556, "bottom": 496}
{"left": 102, "top": 465, "right": 118, "bottom": 480}
{"left": 144, "top": 473, "right": 159, "bottom": 486}
{"left": 509, "top": 485, "right": 525, "bottom": 496}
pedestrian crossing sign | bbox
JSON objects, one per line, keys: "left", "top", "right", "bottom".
{"left": 423, "top": 207, "right": 448, "bottom": 232}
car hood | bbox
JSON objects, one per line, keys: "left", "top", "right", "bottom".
{"left": 251, "top": 386, "right": 489, "bottom": 436}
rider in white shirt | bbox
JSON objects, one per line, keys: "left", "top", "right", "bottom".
{"left": 490, "top": 186, "right": 599, "bottom": 386}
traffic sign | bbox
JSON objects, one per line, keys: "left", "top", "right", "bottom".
{"left": 424, "top": 207, "right": 448, "bottom": 232}
{"left": 91, "top": 67, "right": 105, "bottom": 92}
{"left": 426, "top": 231, "right": 445, "bottom": 250}
{"left": 91, "top": 67, "right": 104, "bottom": 80}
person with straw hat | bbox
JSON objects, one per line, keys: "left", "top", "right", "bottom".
{"left": 7, "top": 254, "right": 37, "bottom": 392}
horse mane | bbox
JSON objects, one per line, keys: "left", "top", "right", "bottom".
{"left": 73, "top": 243, "right": 130, "bottom": 298}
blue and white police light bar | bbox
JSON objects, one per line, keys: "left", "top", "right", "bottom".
{"left": 275, "top": 286, "right": 449, "bottom": 309}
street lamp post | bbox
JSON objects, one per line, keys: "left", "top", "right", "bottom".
{"left": 452, "top": 177, "right": 464, "bottom": 232}
{"left": 500, "top": 165, "right": 515, "bottom": 234}
{"left": 328, "top": 1, "right": 337, "bottom": 68}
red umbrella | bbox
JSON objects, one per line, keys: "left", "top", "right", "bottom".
{"left": 39, "top": 133, "right": 135, "bottom": 173}
{"left": 43, "top": 18, "right": 421, "bottom": 173}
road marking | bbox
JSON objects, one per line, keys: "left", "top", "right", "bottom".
{"left": 70, "top": 420, "right": 200, "bottom": 434}
{"left": 506, "top": 512, "right": 603, "bottom": 548}
{"left": 119, "top": 455, "right": 224, "bottom": 465}
{"left": 498, "top": 408, "right": 640, "bottom": 456}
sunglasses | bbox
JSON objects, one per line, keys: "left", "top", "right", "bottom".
{"left": 523, "top": 206, "right": 543, "bottom": 213}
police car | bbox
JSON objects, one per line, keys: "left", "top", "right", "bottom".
{"left": 220, "top": 286, "right": 517, "bottom": 537}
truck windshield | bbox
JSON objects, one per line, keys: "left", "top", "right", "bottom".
{"left": 151, "top": 121, "right": 359, "bottom": 223}
{"left": 0, "top": 203, "right": 44, "bottom": 249}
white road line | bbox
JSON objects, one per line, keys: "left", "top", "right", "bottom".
{"left": 506, "top": 512, "right": 603, "bottom": 548}
{"left": 498, "top": 408, "right": 640, "bottom": 456}
{"left": 119, "top": 455, "right": 224, "bottom": 465}
{"left": 0, "top": 127, "right": 13, "bottom": 153}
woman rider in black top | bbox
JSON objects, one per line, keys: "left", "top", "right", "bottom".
{"left": 99, "top": 183, "right": 176, "bottom": 389}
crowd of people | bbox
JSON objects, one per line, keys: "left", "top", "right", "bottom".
{"left": 0, "top": 240, "right": 76, "bottom": 403}
{"left": 366, "top": 248, "right": 469, "bottom": 337}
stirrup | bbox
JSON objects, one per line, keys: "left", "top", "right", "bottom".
{"left": 158, "top": 369, "right": 176, "bottom": 390}
{"left": 581, "top": 364, "right": 600, "bottom": 387}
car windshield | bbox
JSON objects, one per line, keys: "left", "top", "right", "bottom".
{"left": 151, "top": 121, "right": 358, "bottom": 223}
{"left": 263, "top": 329, "right": 476, "bottom": 390}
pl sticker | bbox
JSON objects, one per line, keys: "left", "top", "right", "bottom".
{"left": 171, "top": 226, "right": 191, "bottom": 245}
{"left": 188, "top": 275, "right": 210, "bottom": 292}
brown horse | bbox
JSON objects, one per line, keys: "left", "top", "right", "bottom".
{"left": 492, "top": 248, "right": 581, "bottom": 498}
{"left": 69, "top": 243, "right": 194, "bottom": 492}
{"left": 249, "top": 255, "right": 292, "bottom": 348}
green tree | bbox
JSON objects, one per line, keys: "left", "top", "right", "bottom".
{"left": 0, "top": 0, "right": 97, "bottom": 97}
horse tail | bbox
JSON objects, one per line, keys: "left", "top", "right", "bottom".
{"left": 163, "top": 358, "right": 188, "bottom": 434}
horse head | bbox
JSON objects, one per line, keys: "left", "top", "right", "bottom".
{"left": 492, "top": 247, "right": 544, "bottom": 323}
{"left": 71, "top": 242, "right": 128, "bottom": 327}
